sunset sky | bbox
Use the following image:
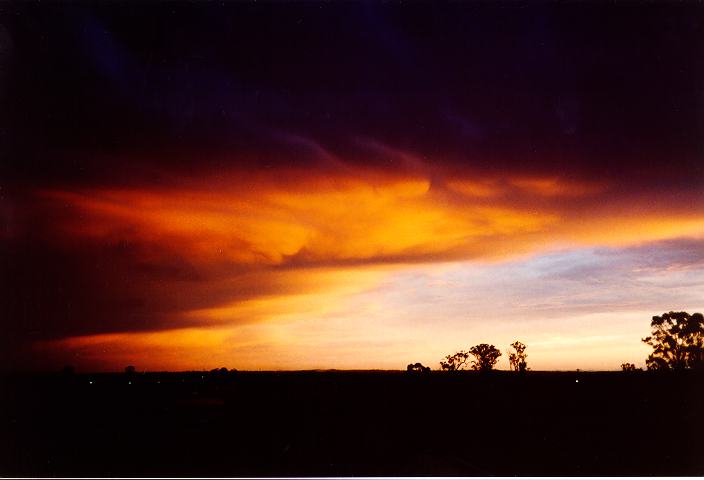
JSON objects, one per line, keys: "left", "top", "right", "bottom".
{"left": 1, "top": 2, "right": 703, "bottom": 371}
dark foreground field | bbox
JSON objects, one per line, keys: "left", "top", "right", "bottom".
{"left": 1, "top": 370, "right": 702, "bottom": 476}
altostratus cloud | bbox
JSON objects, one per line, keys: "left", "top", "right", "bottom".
{"left": 8, "top": 165, "right": 704, "bottom": 370}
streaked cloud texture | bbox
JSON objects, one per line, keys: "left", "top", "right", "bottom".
{"left": 1, "top": 2, "right": 703, "bottom": 370}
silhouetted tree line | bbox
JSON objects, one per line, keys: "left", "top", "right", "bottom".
{"left": 439, "top": 343, "right": 506, "bottom": 372}
{"left": 409, "top": 311, "right": 704, "bottom": 372}
{"left": 210, "top": 367, "right": 238, "bottom": 379}
{"left": 619, "top": 311, "right": 704, "bottom": 371}
{"left": 406, "top": 341, "right": 526, "bottom": 372}
{"left": 63, "top": 311, "right": 704, "bottom": 375}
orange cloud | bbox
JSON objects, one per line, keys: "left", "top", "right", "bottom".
{"left": 509, "top": 176, "right": 606, "bottom": 197}
{"left": 446, "top": 178, "right": 502, "bottom": 198}
{"left": 42, "top": 172, "right": 567, "bottom": 268}
{"left": 24, "top": 166, "right": 704, "bottom": 371}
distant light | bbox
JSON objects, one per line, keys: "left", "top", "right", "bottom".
{"left": 89, "top": 381, "right": 93, "bottom": 384}
{"left": 575, "top": 379, "right": 579, "bottom": 383}
{"left": 128, "top": 381, "right": 132, "bottom": 385}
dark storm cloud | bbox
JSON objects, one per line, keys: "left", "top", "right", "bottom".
{"left": 1, "top": 1, "right": 703, "bottom": 187}
{"left": 0, "top": 191, "right": 321, "bottom": 368}
{"left": 0, "top": 191, "right": 314, "bottom": 335}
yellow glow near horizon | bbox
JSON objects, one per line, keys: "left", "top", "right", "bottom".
{"left": 31, "top": 168, "right": 704, "bottom": 371}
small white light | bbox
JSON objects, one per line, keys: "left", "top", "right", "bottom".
{"left": 575, "top": 379, "right": 579, "bottom": 383}
{"left": 128, "top": 381, "right": 132, "bottom": 385}
{"left": 89, "top": 381, "right": 93, "bottom": 384}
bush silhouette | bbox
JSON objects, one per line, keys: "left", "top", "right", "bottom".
{"left": 507, "top": 341, "right": 528, "bottom": 372}
{"left": 469, "top": 344, "right": 501, "bottom": 371}
{"left": 621, "top": 363, "right": 640, "bottom": 372}
{"left": 440, "top": 350, "right": 470, "bottom": 371}
{"left": 642, "top": 311, "right": 704, "bottom": 370}
{"left": 406, "top": 362, "right": 430, "bottom": 373}
{"left": 210, "top": 367, "right": 233, "bottom": 379}
{"left": 125, "top": 365, "right": 136, "bottom": 375}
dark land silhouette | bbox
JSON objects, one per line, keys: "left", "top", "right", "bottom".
{"left": 1, "top": 312, "right": 702, "bottom": 476}
{"left": 1, "top": 369, "right": 703, "bottom": 476}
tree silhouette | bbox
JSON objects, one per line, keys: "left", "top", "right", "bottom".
{"left": 125, "top": 365, "right": 136, "bottom": 375}
{"left": 440, "top": 350, "right": 470, "bottom": 371}
{"left": 469, "top": 344, "right": 501, "bottom": 371}
{"left": 620, "top": 362, "right": 640, "bottom": 371}
{"left": 642, "top": 311, "right": 704, "bottom": 370}
{"left": 406, "top": 362, "right": 431, "bottom": 373}
{"left": 507, "top": 341, "right": 528, "bottom": 372}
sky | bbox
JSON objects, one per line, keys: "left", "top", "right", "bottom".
{"left": 1, "top": 1, "right": 703, "bottom": 371}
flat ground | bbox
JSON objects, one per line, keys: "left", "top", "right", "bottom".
{"left": 1, "top": 370, "right": 702, "bottom": 476}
